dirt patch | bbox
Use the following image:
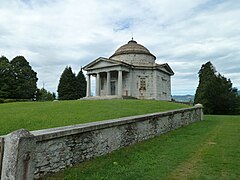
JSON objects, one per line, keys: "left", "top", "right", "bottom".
{"left": 207, "top": 141, "right": 217, "bottom": 145}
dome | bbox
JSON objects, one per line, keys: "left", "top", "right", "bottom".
{"left": 110, "top": 39, "right": 156, "bottom": 60}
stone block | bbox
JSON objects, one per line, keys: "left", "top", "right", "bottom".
{"left": 1, "top": 129, "right": 36, "bottom": 180}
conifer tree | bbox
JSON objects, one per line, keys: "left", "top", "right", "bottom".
{"left": 194, "top": 61, "right": 239, "bottom": 114}
{"left": 57, "top": 66, "right": 79, "bottom": 100}
{"left": 76, "top": 68, "right": 86, "bottom": 98}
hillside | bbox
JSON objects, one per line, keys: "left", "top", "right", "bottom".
{"left": 0, "top": 100, "right": 189, "bottom": 135}
{"left": 172, "top": 95, "right": 194, "bottom": 102}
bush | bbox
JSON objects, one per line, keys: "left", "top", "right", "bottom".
{"left": 4, "top": 99, "right": 17, "bottom": 103}
{"left": 0, "top": 99, "right": 32, "bottom": 104}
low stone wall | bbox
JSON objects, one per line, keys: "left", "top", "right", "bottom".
{"left": 0, "top": 137, "right": 4, "bottom": 178}
{"left": 1, "top": 104, "right": 203, "bottom": 179}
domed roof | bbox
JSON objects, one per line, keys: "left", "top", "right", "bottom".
{"left": 110, "top": 39, "right": 156, "bottom": 60}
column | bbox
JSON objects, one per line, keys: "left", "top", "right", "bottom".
{"left": 106, "top": 71, "right": 111, "bottom": 95}
{"left": 118, "top": 70, "right": 122, "bottom": 96}
{"left": 129, "top": 70, "right": 132, "bottom": 96}
{"left": 96, "top": 73, "right": 100, "bottom": 96}
{"left": 86, "top": 74, "right": 91, "bottom": 97}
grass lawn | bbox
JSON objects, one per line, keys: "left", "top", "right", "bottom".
{"left": 0, "top": 100, "right": 189, "bottom": 136}
{"left": 48, "top": 115, "right": 240, "bottom": 179}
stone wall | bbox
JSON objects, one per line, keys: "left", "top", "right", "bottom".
{"left": 0, "top": 137, "right": 4, "bottom": 178}
{"left": 126, "top": 68, "right": 171, "bottom": 100}
{"left": 111, "top": 54, "right": 155, "bottom": 65}
{"left": 0, "top": 104, "right": 203, "bottom": 179}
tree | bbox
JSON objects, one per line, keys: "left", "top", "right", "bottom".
{"left": 213, "top": 75, "right": 240, "bottom": 114}
{"left": 194, "top": 62, "right": 217, "bottom": 114}
{"left": 10, "top": 56, "right": 38, "bottom": 99}
{"left": 76, "top": 68, "right": 86, "bottom": 98}
{"left": 0, "top": 56, "right": 13, "bottom": 98}
{"left": 0, "top": 55, "right": 38, "bottom": 99}
{"left": 194, "top": 61, "right": 239, "bottom": 114}
{"left": 57, "top": 66, "right": 87, "bottom": 100}
{"left": 57, "top": 66, "right": 79, "bottom": 100}
{"left": 52, "top": 92, "right": 56, "bottom": 100}
{"left": 36, "top": 88, "right": 55, "bottom": 101}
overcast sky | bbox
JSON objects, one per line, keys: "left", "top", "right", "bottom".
{"left": 0, "top": 0, "right": 239, "bottom": 95}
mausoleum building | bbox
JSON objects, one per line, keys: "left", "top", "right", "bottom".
{"left": 83, "top": 39, "right": 174, "bottom": 100}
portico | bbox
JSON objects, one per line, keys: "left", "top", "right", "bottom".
{"left": 84, "top": 56, "right": 131, "bottom": 98}
{"left": 86, "top": 70, "right": 124, "bottom": 97}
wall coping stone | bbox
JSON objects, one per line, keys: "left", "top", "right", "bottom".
{"left": 31, "top": 105, "right": 202, "bottom": 142}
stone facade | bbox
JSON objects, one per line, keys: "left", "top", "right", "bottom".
{"left": 0, "top": 105, "right": 203, "bottom": 179}
{"left": 83, "top": 40, "right": 174, "bottom": 100}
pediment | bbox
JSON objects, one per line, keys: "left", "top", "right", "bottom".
{"left": 156, "top": 63, "right": 174, "bottom": 75}
{"left": 83, "top": 57, "right": 128, "bottom": 70}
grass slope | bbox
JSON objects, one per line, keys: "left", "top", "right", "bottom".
{"left": 48, "top": 115, "right": 240, "bottom": 179}
{"left": 0, "top": 100, "right": 189, "bottom": 135}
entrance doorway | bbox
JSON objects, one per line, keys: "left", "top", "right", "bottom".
{"left": 111, "top": 81, "right": 116, "bottom": 95}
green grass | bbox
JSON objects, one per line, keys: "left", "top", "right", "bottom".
{"left": 0, "top": 100, "right": 189, "bottom": 135}
{"left": 48, "top": 115, "right": 240, "bottom": 179}
{"left": 1, "top": 100, "right": 239, "bottom": 179}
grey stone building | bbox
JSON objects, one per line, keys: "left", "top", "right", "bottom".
{"left": 83, "top": 39, "right": 174, "bottom": 100}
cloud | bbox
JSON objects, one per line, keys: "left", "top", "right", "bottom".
{"left": 0, "top": 0, "right": 239, "bottom": 95}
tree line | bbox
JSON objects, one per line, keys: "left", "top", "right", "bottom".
{"left": 0, "top": 56, "right": 86, "bottom": 101}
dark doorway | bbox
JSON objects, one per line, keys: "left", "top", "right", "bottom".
{"left": 111, "top": 81, "right": 116, "bottom": 95}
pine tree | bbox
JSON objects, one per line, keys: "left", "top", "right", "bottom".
{"left": 57, "top": 66, "right": 79, "bottom": 100}
{"left": 194, "top": 61, "right": 239, "bottom": 114}
{"left": 213, "top": 75, "right": 240, "bottom": 114}
{"left": 194, "top": 62, "right": 216, "bottom": 114}
{"left": 76, "top": 68, "right": 86, "bottom": 98}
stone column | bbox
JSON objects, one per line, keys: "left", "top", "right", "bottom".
{"left": 129, "top": 70, "right": 133, "bottom": 97}
{"left": 96, "top": 73, "right": 100, "bottom": 96}
{"left": 106, "top": 71, "right": 111, "bottom": 95}
{"left": 86, "top": 74, "right": 91, "bottom": 97}
{"left": 195, "top": 104, "right": 204, "bottom": 121}
{"left": 1, "top": 129, "right": 36, "bottom": 180}
{"left": 118, "top": 70, "right": 123, "bottom": 96}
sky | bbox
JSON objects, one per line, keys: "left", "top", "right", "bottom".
{"left": 0, "top": 0, "right": 239, "bottom": 95}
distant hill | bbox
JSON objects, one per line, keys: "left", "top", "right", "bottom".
{"left": 172, "top": 95, "right": 194, "bottom": 102}
{"left": 172, "top": 90, "right": 239, "bottom": 103}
